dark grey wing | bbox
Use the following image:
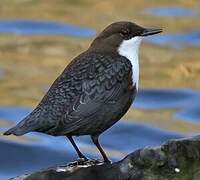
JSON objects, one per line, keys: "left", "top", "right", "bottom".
{"left": 5, "top": 52, "right": 132, "bottom": 136}
{"left": 53, "top": 55, "right": 132, "bottom": 135}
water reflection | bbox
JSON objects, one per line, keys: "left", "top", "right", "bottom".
{"left": 134, "top": 89, "right": 200, "bottom": 123}
{"left": 145, "top": 7, "right": 199, "bottom": 17}
{"left": 146, "top": 31, "right": 200, "bottom": 48}
{"left": 0, "top": 20, "right": 96, "bottom": 37}
{"left": 144, "top": 7, "right": 200, "bottom": 48}
{"left": 0, "top": 107, "right": 31, "bottom": 122}
{"left": 0, "top": 139, "right": 75, "bottom": 179}
{"left": 0, "top": 69, "right": 4, "bottom": 80}
{"left": 1, "top": 19, "right": 199, "bottom": 49}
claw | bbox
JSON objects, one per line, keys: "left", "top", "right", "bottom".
{"left": 68, "top": 158, "right": 104, "bottom": 167}
{"left": 77, "top": 157, "right": 88, "bottom": 165}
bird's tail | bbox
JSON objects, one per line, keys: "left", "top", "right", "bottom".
{"left": 3, "top": 116, "right": 33, "bottom": 136}
{"left": 3, "top": 124, "right": 30, "bottom": 136}
{"left": 3, "top": 109, "right": 53, "bottom": 136}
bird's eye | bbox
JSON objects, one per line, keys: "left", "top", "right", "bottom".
{"left": 120, "top": 29, "right": 130, "bottom": 37}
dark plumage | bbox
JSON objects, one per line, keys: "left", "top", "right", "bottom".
{"left": 4, "top": 21, "right": 162, "bottom": 162}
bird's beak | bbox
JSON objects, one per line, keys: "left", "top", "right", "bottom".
{"left": 140, "top": 28, "right": 162, "bottom": 36}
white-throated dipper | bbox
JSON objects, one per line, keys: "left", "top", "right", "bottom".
{"left": 4, "top": 21, "right": 162, "bottom": 163}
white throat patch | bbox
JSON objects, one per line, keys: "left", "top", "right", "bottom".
{"left": 118, "top": 36, "right": 143, "bottom": 90}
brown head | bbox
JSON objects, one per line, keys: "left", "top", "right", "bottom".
{"left": 89, "top": 21, "right": 162, "bottom": 53}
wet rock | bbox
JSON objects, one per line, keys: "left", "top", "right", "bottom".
{"left": 11, "top": 135, "right": 200, "bottom": 180}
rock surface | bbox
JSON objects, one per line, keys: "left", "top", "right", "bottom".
{"left": 11, "top": 135, "right": 200, "bottom": 180}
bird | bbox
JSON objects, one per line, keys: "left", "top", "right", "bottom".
{"left": 4, "top": 21, "right": 162, "bottom": 163}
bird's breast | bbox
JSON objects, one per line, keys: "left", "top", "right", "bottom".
{"left": 117, "top": 36, "right": 142, "bottom": 90}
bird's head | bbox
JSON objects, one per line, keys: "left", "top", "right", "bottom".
{"left": 90, "top": 21, "right": 162, "bottom": 55}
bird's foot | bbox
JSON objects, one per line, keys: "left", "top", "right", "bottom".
{"left": 104, "top": 159, "right": 112, "bottom": 164}
{"left": 68, "top": 157, "right": 88, "bottom": 167}
{"left": 77, "top": 157, "right": 89, "bottom": 165}
{"left": 86, "top": 158, "right": 103, "bottom": 165}
{"left": 68, "top": 158, "right": 104, "bottom": 167}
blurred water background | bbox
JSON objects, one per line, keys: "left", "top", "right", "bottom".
{"left": 0, "top": 0, "right": 200, "bottom": 179}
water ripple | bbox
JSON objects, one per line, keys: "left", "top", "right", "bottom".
{"left": 135, "top": 89, "right": 200, "bottom": 123}
{"left": 145, "top": 31, "right": 200, "bottom": 48}
{"left": 0, "top": 20, "right": 96, "bottom": 37}
{"left": 145, "top": 7, "right": 199, "bottom": 17}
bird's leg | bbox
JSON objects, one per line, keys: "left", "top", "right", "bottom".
{"left": 67, "top": 136, "right": 88, "bottom": 162}
{"left": 91, "top": 135, "right": 111, "bottom": 163}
